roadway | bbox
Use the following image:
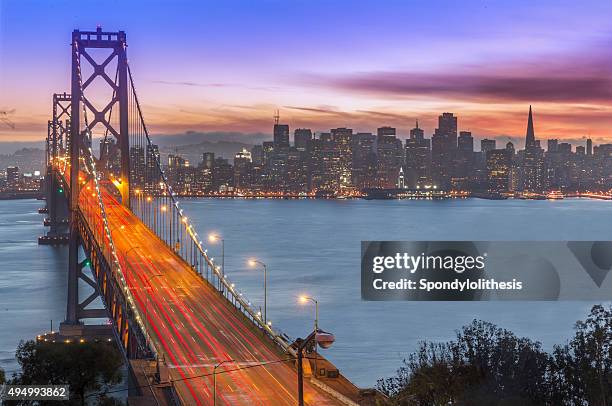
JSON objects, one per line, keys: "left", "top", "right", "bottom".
{"left": 78, "top": 182, "right": 341, "bottom": 405}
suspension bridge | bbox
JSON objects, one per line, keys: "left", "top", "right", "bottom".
{"left": 39, "top": 27, "right": 368, "bottom": 405}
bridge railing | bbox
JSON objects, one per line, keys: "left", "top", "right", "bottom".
{"left": 125, "top": 65, "right": 296, "bottom": 356}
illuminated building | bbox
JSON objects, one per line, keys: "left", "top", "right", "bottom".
{"left": 376, "top": 127, "right": 403, "bottom": 188}
{"left": 6, "top": 166, "right": 20, "bottom": 189}
{"left": 405, "top": 122, "right": 431, "bottom": 188}
{"left": 233, "top": 148, "right": 252, "bottom": 190}
{"left": 522, "top": 106, "right": 545, "bottom": 192}
{"left": 129, "top": 146, "right": 145, "bottom": 189}
{"left": 431, "top": 113, "right": 457, "bottom": 189}
{"left": 351, "top": 132, "right": 377, "bottom": 189}
{"left": 486, "top": 149, "right": 511, "bottom": 193}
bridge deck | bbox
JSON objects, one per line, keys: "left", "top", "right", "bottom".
{"left": 89, "top": 188, "right": 342, "bottom": 405}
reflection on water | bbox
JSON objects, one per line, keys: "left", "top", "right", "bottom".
{"left": 0, "top": 198, "right": 609, "bottom": 386}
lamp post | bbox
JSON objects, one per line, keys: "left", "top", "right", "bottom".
{"left": 146, "top": 196, "right": 152, "bottom": 227}
{"left": 299, "top": 295, "right": 319, "bottom": 383}
{"left": 213, "top": 359, "right": 233, "bottom": 406}
{"left": 160, "top": 205, "right": 167, "bottom": 242}
{"left": 248, "top": 259, "right": 268, "bottom": 324}
{"left": 293, "top": 326, "right": 335, "bottom": 406}
{"left": 299, "top": 295, "right": 318, "bottom": 332}
{"left": 208, "top": 233, "right": 224, "bottom": 291}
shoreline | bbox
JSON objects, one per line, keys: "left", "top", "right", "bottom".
{"left": 5, "top": 192, "right": 610, "bottom": 201}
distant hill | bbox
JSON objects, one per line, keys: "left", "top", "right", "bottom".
{"left": 151, "top": 131, "right": 270, "bottom": 149}
{"left": 0, "top": 131, "right": 273, "bottom": 169}
{"left": 152, "top": 131, "right": 271, "bottom": 164}
{"left": 0, "top": 141, "right": 45, "bottom": 155}
{"left": 0, "top": 147, "right": 45, "bottom": 173}
{"left": 159, "top": 140, "right": 256, "bottom": 165}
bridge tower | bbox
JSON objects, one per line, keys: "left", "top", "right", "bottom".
{"left": 62, "top": 27, "right": 131, "bottom": 332}
{"left": 47, "top": 93, "right": 71, "bottom": 238}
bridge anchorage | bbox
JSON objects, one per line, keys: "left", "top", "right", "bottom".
{"left": 38, "top": 26, "right": 371, "bottom": 405}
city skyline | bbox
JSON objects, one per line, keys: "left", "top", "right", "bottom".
{"left": 0, "top": 106, "right": 612, "bottom": 198}
{"left": 2, "top": 1, "right": 612, "bottom": 145}
{"left": 99, "top": 106, "right": 609, "bottom": 197}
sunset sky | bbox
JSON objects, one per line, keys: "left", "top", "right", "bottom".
{"left": 1, "top": 0, "right": 612, "bottom": 147}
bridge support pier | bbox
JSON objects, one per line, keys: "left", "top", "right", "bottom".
{"left": 60, "top": 230, "right": 109, "bottom": 336}
{"left": 38, "top": 173, "right": 70, "bottom": 245}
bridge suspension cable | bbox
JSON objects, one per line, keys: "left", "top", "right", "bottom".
{"left": 125, "top": 62, "right": 296, "bottom": 354}
{"left": 73, "top": 40, "right": 156, "bottom": 359}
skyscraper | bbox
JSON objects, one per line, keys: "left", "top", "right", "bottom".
{"left": 522, "top": 106, "right": 545, "bottom": 192}
{"left": 454, "top": 131, "right": 474, "bottom": 190}
{"left": 352, "top": 132, "right": 377, "bottom": 189}
{"left": 6, "top": 166, "right": 20, "bottom": 189}
{"left": 145, "top": 144, "right": 160, "bottom": 193}
{"left": 587, "top": 138, "right": 593, "bottom": 156}
{"left": 481, "top": 139, "right": 497, "bottom": 154}
{"left": 199, "top": 152, "right": 215, "bottom": 192}
{"left": 438, "top": 113, "right": 458, "bottom": 149}
{"left": 486, "top": 149, "right": 511, "bottom": 193}
{"left": 233, "top": 148, "right": 252, "bottom": 189}
{"left": 331, "top": 127, "right": 353, "bottom": 189}
{"left": 377, "top": 126, "right": 396, "bottom": 138}
{"left": 431, "top": 113, "right": 457, "bottom": 189}
{"left": 525, "top": 105, "right": 536, "bottom": 148}
{"left": 376, "top": 127, "right": 403, "bottom": 188}
{"left": 458, "top": 131, "right": 474, "bottom": 152}
{"left": 273, "top": 117, "right": 290, "bottom": 149}
{"left": 405, "top": 130, "right": 431, "bottom": 188}
{"left": 409, "top": 121, "right": 424, "bottom": 141}
{"left": 202, "top": 152, "right": 215, "bottom": 169}
{"left": 129, "top": 146, "right": 145, "bottom": 189}
{"left": 294, "top": 128, "right": 312, "bottom": 152}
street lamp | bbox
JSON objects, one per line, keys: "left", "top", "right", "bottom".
{"left": 299, "top": 295, "right": 320, "bottom": 390}
{"left": 293, "top": 326, "right": 335, "bottom": 406}
{"left": 160, "top": 205, "right": 168, "bottom": 240}
{"left": 208, "top": 233, "right": 224, "bottom": 291}
{"left": 299, "top": 295, "right": 318, "bottom": 332}
{"left": 248, "top": 259, "right": 268, "bottom": 324}
{"left": 213, "top": 359, "right": 234, "bottom": 406}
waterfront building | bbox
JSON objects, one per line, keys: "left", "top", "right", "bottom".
{"left": 405, "top": 122, "right": 431, "bottom": 188}
{"left": 6, "top": 166, "right": 20, "bottom": 189}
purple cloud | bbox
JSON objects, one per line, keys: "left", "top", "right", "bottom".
{"left": 306, "top": 47, "right": 612, "bottom": 103}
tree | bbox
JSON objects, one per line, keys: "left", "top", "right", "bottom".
{"left": 551, "top": 304, "right": 612, "bottom": 405}
{"left": 378, "top": 320, "right": 549, "bottom": 405}
{"left": 378, "top": 305, "right": 612, "bottom": 405}
{"left": 10, "top": 339, "right": 123, "bottom": 405}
